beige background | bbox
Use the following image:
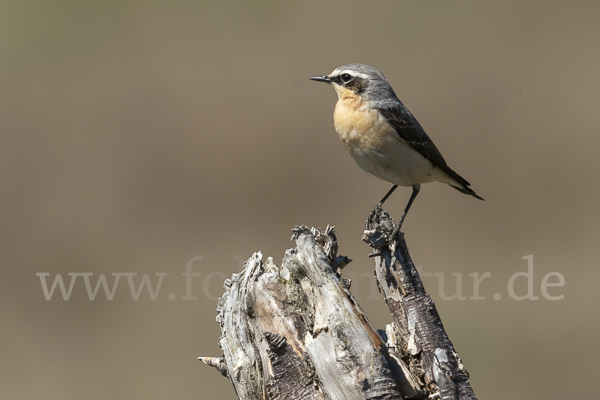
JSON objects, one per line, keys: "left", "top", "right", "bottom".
{"left": 2, "top": 1, "right": 599, "bottom": 399}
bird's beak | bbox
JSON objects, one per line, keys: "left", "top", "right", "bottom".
{"left": 310, "top": 75, "right": 332, "bottom": 84}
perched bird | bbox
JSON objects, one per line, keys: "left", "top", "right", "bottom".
{"left": 310, "top": 64, "right": 483, "bottom": 229}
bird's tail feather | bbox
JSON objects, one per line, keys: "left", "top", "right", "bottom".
{"left": 451, "top": 184, "right": 485, "bottom": 201}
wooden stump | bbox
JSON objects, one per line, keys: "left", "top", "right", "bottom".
{"left": 201, "top": 208, "right": 478, "bottom": 400}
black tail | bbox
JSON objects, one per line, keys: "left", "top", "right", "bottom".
{"left": 451, "top": 184, "right": 485, "bottom": 201}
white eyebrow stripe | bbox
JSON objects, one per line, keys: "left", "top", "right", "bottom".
{"left": 332, "top": 70, "right": 371, "bottom": 80}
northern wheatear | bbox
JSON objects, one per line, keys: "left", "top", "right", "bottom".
{"left": 311, "top": 64, "right": 483, "bottom": 229}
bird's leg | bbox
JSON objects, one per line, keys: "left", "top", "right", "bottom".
{"left": 378, "top": 185, "right": 398, "bottom": 207}
{"left": 368, "top": 185, "right": 398, "bottom": 223}
{"left": 392, "top": 184, "right": 421, "bottom": 238}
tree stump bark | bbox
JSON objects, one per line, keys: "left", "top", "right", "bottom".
{"left": 201, "top": 208, "right": 478, "bottom": 400}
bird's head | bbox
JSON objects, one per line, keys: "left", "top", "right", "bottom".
{"left": 310, "top": 64, "right": 398, "bottom": 106}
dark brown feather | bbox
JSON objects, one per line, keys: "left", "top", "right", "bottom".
{"left": 377, "top": 105, "right": 484, "bottom": 200}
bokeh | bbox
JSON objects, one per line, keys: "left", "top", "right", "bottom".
{"left": 2, "top": 1, "right": 599, "bottom": 399}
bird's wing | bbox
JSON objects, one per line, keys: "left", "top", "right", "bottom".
{"left": 377, "top": 105, "right": 472, "bottom": 188}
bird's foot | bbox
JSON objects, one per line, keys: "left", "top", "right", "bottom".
{"left": 369, "top": 203, "right": 383, "bottom": 217}
{"left": 390, "top": 213, "right": 407, "bottom": 241}
{"left": 390, "top": 226, "right": 400, "bottom": 242}
{"left": 363, "top": 205, "right": 396, "bottom": 247}
{"left": 367, "top": 203, "right": 384, "bottom": 226}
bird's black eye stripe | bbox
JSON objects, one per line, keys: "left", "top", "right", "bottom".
{"left": 340, "top": 73, "right": 353, "bottom": 83}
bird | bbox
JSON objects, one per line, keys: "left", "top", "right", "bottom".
{"left": 310, "top": 63, "right": 483, "bottom": 230}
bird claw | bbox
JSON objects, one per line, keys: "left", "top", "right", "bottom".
{"left": 389, "top": 213, "right": 407, "bottom": 242}
{"left": 368, "top": 203, "right": 383, "bottom": 219}
{"left": 390, "top": 226, "right": 400, "bottom": 243}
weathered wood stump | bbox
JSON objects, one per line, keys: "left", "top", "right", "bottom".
{"left": 201, "top": 207, "right": 477, "bottom": 400}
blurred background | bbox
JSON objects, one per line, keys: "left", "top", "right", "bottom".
{"left": 2, "top": 1, "right": 599, "bottom": 398}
